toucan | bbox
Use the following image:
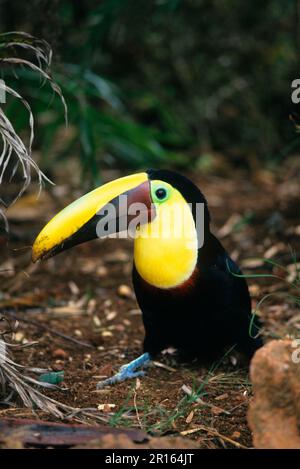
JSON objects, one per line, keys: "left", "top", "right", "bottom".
{"left": 32, "top": 169, "right": 262, "bottom": 387}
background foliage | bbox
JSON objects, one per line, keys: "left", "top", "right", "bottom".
{"left": 0, "top": 0, "right": 299, "bottom": 185}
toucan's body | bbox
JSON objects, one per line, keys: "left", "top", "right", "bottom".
{"left": 133, "top": 244, "right": 257, "bottom": 361}
{"left": 32, "top": 169, "right": 262, "bottom": 387}
{"left": 133, "top": 170, "right": 261, "bottom": 361}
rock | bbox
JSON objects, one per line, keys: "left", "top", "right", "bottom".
{"left": 52, "top": 348, "right": 69, "bottom": 359}
{"left": 248, "top": 339, "right": 300, "bottom": 449}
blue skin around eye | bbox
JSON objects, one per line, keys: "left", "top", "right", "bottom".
{"left": 96, "top": 352, "right": 151, "bottom": 388}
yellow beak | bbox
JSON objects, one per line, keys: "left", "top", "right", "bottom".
{"left": 32, "top": 172, "right": 150, "bottom": 262}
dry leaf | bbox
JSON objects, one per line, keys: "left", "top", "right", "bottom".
{"left": 215, "top": 393, "right": 229, "bottom": 401}
{"left": 106, "top": 311, "right": 117, "bottom": 321}
{"left": 93, "top": 315, "right": 101, "bottom": 327}
{"left": 185, "top": 410, "right": 194, "bottom": 424}
{"left": 117, "top": 284, "right": 133, "bottom": 298}
{"left": 217, "top": 214, "right": 241, "bottom": 238}
{"left": 135, "top": 378, "right": 141, "bottom": 390}
{"left": 97, "top": 403, "right": 116, "bottom": 412}
{"left": 263, "top": 243, "right": 285, "bottom": 259}
{"left": 241, "top": 258, "right": 264, "bottom": 269}
{"left": 211, "top": 405, "right": 226, "bottom": 415}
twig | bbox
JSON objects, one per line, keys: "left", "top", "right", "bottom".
{"left": 3, "top": 310, "right": 94, "bottom": 349}
{"left": 181, "top": 384, "right": 230, "bottom": 415}
{"left": 153, "top": 360, "right": 176, "bottom": 372}
{"left": 133, "top": 379, "right": 143, "bottom": 429}
{"left": 180, "top": 425, "right": 248, "bottom": 448}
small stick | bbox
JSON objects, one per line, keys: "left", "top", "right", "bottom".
{"left": 180, "top": 425, "right": 248, "bottom": 449}
{"left": 3, "top": 310, "right": 94, "bottom": 349}
{"left": 133, "top": 379, "right": 143, "bottom": 430}
{"left": 181, "top": 384, "right": 230, "bottom": 414}
{"left": 153, "top": 360, "right": 176, "bottom": 372}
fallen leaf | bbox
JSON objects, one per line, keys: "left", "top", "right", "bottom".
{"left": 117, "top": 285, "right": 133, "bottom": 298}
{"left": 217, "top": 214, "right": 241, "bottom": 238}
{"left": 241, "top": 258, "right": 264, "bottom": 269}
{"left": 215, "top": 393, "right": 229, "bottom": 401}
{"left": 104, "top": 250, "right": 129, "bottom": 263}
{"left": 185, "top": 410, "right": 194, "bottom": 424}
{"left": 52, "top": 349, "right": 69, "bottom": 359}
{"left": 263, "top": 243, "right": 285, "bottom": 259}
{"left": 93, "top": 315, "right": 101, "bottom": 327}
{"left": 106, "top": 311, "right": 117, "bottom": 321}
{"left": 98, "top": 364, "right": 113, "bottom": 377}
{"left": 211, "top": 405, "right": 226, "bottom": 415}
{"left": 135, "top": 378, "right": 141, "bottom": 390}
{"left": 97, "top": 403, "right": 116, "bottom": 412}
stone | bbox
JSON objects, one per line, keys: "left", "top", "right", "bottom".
{"left": 248, "top": 339, "right": 300, "bottom": 448}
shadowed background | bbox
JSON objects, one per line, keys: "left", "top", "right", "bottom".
{"left": 0, "top": 0, "right": 299, "bottom": 188}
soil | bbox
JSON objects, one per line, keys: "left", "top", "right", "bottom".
{"left": 1, "top": 161, "right": 299, "bottom": 449}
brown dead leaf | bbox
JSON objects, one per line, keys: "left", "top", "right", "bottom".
{"left": 6, "top": 193, "right": 52, "bottom": 221}
{"left": 185, "top": 410, "right": 194, "bottom": 424}
{"left": 117, "top": 285, "right": 133, "bottom": 299}
{"left": 0, "top": 292, "right": 45, "bottom": 308}
{"left": 97, "top": 403, "right": 116, "bottom": 412}
{"left": 98, "top": 364, "right": 113, "bottom": 377}
{"left": 215, "top": 393, "right": 229, "bottom": 401}
{"left": 104, "top": 250, "right": 129, "bottom": 263}
{"left": 0, "top": 260, "right": 15, "bottom": 277}
{"left": 217, "top": 214, "right": 241, "bottom": 238}
{"left": 211, "top": 405, "right": 227, "bottom": 416}
{"left": 47, "top": 305, "right": 85, "bottom": 315}
{"left": 241, "top": 258, "right": 264, "bottom": 269}
{"left": 249, "top": 284, "right": 261, "bottom": 297}
{"left": 135, "top": 378, "right": 141, "bottom": 390}
{"left": 106, "top": 311, "right": 117, "bottom": 321}
{"left": 263, "top": 243, "right": 285, "bottom": 259}
{"left": 52, "top": 348, "right": 69, "bottom": 359}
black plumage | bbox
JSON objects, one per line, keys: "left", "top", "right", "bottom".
{"left": 133, "top": 169, "right": 262, "bottom": 362}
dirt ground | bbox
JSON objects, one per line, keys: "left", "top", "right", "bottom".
{"left": 1, "top": 160, "right": 300, "bottom": 449}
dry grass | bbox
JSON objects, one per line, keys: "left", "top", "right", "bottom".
{"left": 0, "top": 31, "right": 67, "bottom": 207}
{"left": 0, "top": 31, "right": 71, "bottom": 420}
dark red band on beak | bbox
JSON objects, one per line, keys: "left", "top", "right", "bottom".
{"left": 124, "top": 181, "right": 155, "bottom": 225}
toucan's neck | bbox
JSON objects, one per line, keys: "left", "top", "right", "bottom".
{"left": 133, "top": 201, "right": 198, "bottom": 289}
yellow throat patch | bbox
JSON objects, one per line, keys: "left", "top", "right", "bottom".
{"left": 134, "top": 180, "right": 198, "bottom": 289}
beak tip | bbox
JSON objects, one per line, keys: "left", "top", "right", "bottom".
{"left": 31, "top": 239, "right": 44, "bottom": 263}
{"left": 31, "top": 249, "right": 39, "bottom": 263}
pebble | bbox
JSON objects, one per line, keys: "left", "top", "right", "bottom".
{"left": 117, "top": 284, "right": 132, "bottom": 298}
{"left": 52, "top": 348, "right": 69, "bottom": 359}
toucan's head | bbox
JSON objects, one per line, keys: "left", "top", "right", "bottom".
{"left": 32, "top": 169, "right": 210, "bottom": 264}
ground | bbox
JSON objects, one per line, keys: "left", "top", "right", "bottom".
{"left": 1, "top": 160, "right": 300, "bottom": 449}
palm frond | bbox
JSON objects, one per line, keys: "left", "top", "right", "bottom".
{"left": 0, "top": 329, "right": 107, "bottom": 423}
{"left": 0, "top": 31, "right": 67, "bottom": 208}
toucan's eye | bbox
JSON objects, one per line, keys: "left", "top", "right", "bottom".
{"left": 151, "top": 181, "right": 171, "bottom": 204}
{"left": 155, "top": 188, "right": 167, "bottom": 200}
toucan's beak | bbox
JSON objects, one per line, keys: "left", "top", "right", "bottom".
{"left": 32, "top": 172, "right": 153, "bottom": 262}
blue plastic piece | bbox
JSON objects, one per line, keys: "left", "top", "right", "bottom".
{"left": 39, "top": 371, "right": 64, "bottom": 385}
{"left": 96, "top": 352, "right": 151, "bottom": 388}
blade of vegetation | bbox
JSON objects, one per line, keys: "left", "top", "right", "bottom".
{"left": 0, "top": 31, "right": 67, "bottom": 207}
{"left": 0, "top": 327, "right": 108, "bottom": 423}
